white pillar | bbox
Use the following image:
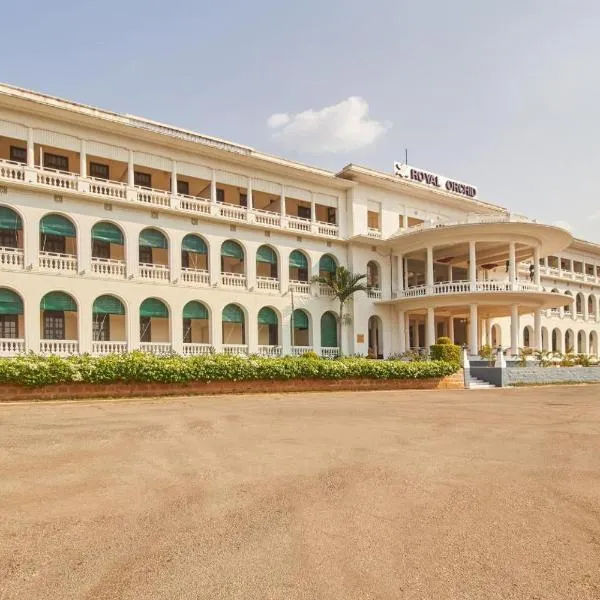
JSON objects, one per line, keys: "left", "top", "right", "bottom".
{"left": 280, "top": 185, "right": 286, "bottom": 216}
{"left": 27, "top": 127, "right": 35, "bottom": 167}
{"left": 211, "top": 305, "right": 222, "bottom": 353}
{"left": 426, "top": 246, "right": 434, "bottom": 289}
{"left": 448, "top": 264, "right": 453, "bottom": 282}
{"left": 171, "top": 160, "right": 177, "bottom": 194}
{"left": 534, "top": 246, "right": 541, "bottom": 286}
{"left": 509, "top": 241, "right": 516, "bottom": 288}
{"left": 310, "top": 192, "right": 316, "bottom": 223}
{"left": 404, "top": 258, "right": 409, "bottom": 289}
{"left": 486, "top": 319, "right": 492, "bottom": 346}
{"left": 510, "top": 305, "right": 520, "bottom": 355}
{"left": 210, "top": 169, "right": 217, "bottom": 203}
{"left": 426, "top": 307, "right": 435, "bottom": 349}
{"left": 79, "top": 139, "right": 87, "bottom": 178}
{"left": 397, "top": 254, "right": 404, "bottom": 293}
{"left": 128, "top": 150, "right": 134, "bottom": 186}
{"left": 448, "top": 317, "right": 455, "bottom": 344}
{"left": 469, "top": 304, "right": 478, "bottom": 355}
{"left": 404, "top": 313, "right": 410, "bottom": 352}
{"left": 534, "top": 310, "right": 542, "bottom": 350}
{"left": 469, "top": 241, "right": 477, "bottom": 289}
{"left": 398, "top": 310, "right": 406, "bottom": 353}
{"left": 247, "top": 178, "right": 253, "bottom": 210}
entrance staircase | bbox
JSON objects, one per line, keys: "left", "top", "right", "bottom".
{"left": 468, "top": 376, "right": 497, "bottom": 389}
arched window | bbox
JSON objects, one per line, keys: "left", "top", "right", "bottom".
{"left": 578, "top": 330, "right": 587, "bottom": 354}
{"left": 320, "top": 311, "right": 338, "bottom": 349}
{"left": 40, "top": 291, "right": 78, "bottom": 341}
{"left": 183, "top": 301, "right": 209, "bottom": 345}
{"left": 367, "top": 261, "right": 380, "bottom": 289}
{"left": 576, "top": 293, "right": 584, "bottom": 315}
{"left": 139, "top": 229, "right": 168, "bottom": 266}
{"left": 523, "top": 326, "right": 532, "bottom": 348}
{"left": 590, "top": 331, "right": 598, "bottom": 357}
{"left": 91, "top": 222, "right": 124, "bottom": 261}
{"left": 564, "top": 291, "right": 573, "bottom": 315}
{"left": 256, "top": 245, "right": 278, "bottom": 279}
{"left": 139, "top": 298, "right": 170, "bottom": 344}
{"left": 552, "top": 328, "right": 562, "bottom": 353}
{"left": 221, "top": 240, "right": 245, "bottom": 274}
{"left": 368, "top": 315, "right": 383, "bottom": 358}
{"left": 0, "top": 288, "right": 23, "bottom": 339}
{"left": 222, "top": 304, "right": 245, "bottom": 346}
{"left": 491, "top": 325, "right": 501, "bottom": 347}
{"left": 258, "top": 307, "right": 279, "bottom": 346}
{"left": 319, "top": 254, "right": 337, "bottom": 278}
{"left": 182, "top": 234, "right": 208, "bottom": 271}
{"left": 92, "top": 295, "right": 126, "bottom": 343}
{"left": 0, "top": 206, "right": 23, "bottom": 250}
{"left": 289, "top": 250, "right": 309, "bottom": 282}
{"left": 40, "top": 214, "right": 76, "bottom": 255}
{"left": 292, "top": 309, "right": 310, "bottom": 347}
{"left": 565, "top": 329, "right": 575, "bottom": 353}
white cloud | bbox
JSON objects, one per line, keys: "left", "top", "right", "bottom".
{"left": 266, "top": 96, "right": 390, "bottom": 153}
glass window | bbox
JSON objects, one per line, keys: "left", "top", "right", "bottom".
{"left": 10, "top": 146, "right": 26, "bottom": 164}
{"left": 41, "top": 234, "right": 66, "bottom": 254}
{"left": 90, "top": 162, "right": 109, "bottom": 180}
{"left": 43, "top": 311, "right": 65, "bottom": 340}
{"left": 298, "top": 205, "right": 311, "bottom": 219}
{"left": 134, "top": 171, "right": 152, "bottom": 188}
{"left": 183, "top": 318, "right": 192, "bottom": 343}
{"left": 239, "top": 193, "right": 247, "bottom": 207}
{"left": 43, "top": 153, "right": 69, "bottom": 172}
{"left": 177, "top": 180, "right": 189, "bottom": 195}
{"left": 0, "top": 314, "right": 18, "bottom": 338}
{"left": 139, "top": 246, "right": 153, "bottom": 264}
{"left": 216, "top": 188, "right": 225, "bottom": 203}
{"left": 0, "top": 230, "right": 17, "bottom": 248}
{"left": 92, "top": 240, "right": 110, "bottom": 259}
{"left": 93, "top": 315, "right": 110, "bottom": 341}
{"left": 140, "top": 316, "right": 151, "bottom": 342}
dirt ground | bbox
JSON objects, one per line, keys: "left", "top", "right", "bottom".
{"left": 1, "top": 386, "right": 599, "bottom": 600}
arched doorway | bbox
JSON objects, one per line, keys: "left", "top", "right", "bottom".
{"left": 291, "top": 309, "right": 311, "bottom": 350}
{"left": 320, "top": 311, "right": 339, "bottom": 356}
{"left": 578, "top": 330, "right": 587, "bottom": 354}
{"left": 258, "top": 307, "right": 279, "bottom": 348}
{"left": 565, "top": 329, "right": 575, "bottom": 354}
{"left": 183, "top": 301, "right": 210, "bottom": 348}
{"left": 92, "top": 295, "right": 126, "bottom": 353}
{"left": 368, "top": 315, "right": 383, "bottom": 358}
{"left": 523, "top": 326, "right": 533, "bottom": 348}
{"left": 552, "top": 328, "right": 562, "bottom": 353}
{"left": 139, "top": 298, "right": 170, "bottom": 351}
{"left": 491, "top": 324, "right": 501, "bottom": 347}
{"left": 40, "top": 291, "right": 78, "bottom": 354}
{"left": 590, "top": 331, "right": 598, "bottom": 357}
{"left": 0, "top": 288, "right": 24, "bottom": 353}
{"left": 222, "top": 304, "right": 246, "bottom": 352}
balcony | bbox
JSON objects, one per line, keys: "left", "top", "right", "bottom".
{"left": 321, "top": 347, "right": 340, "bottom": 358}
{"left": 139, "top": 263, "right": 170, "bottom": 281}
{"left": 39, "top": 251, "right": 78, "bottom": 273}
{"left": 258, "top": 345, "right": 282, "bottom": 357}
{"left": 221, "top": 272, "right": 247, "bottom": 288}
{"left": 40, "top": 340, "right": 79, "bottom": 356}
{"left": 182, "top": 343, "right": 213, "bottom": 356}
{"left": 136, "top": 186, "right": 170, "bottom": 207}
{"left": 181, "top": 267, "right": 210, "bottom": 286}
{"left": 288, "top": 216, "right": 312, "bottom": 233}
{"left": 139, "top": 342, "right": 173, "bottom": 355}
{"left": 36, "top": 167, "right": 78, "bottom": 191}
{"left": 217, "top": 203, "right": 247, "bottom": 221}
{"left": 0, "top": 159, "right": 25, "bottom": 182}
{"left": 223, "top": 344, "right": 248, "bottom": 356}
{"left": 91, "top": 257, "right": 126, "bottom": 278}
{"left": 92, "top": 341, "right": 127, "bottom": 355}
{"left": 317, "top": 222, "right": 338, "bottom": 237}
{"left": 395, "top": 279, "right": 544, "bottom": 299}
{"left": 179, "top": 194, "right": 211, "bottom": 215}
{"left": 319, "top": 284, "right": 336, "bottom": 297}
{"left": 368, "top": 288, "right": 382, "bottom": 299}
{"left": 289, "top": 280, "right": 311, "bottom": 295}
{"left": 0, "top": 338, "right": 25, "bottom": 356}
{"left": 291, "top": 346, "right": 313, "bottom": 356}
{"left": 88, "top": 178, "right": 128, "bottom": 200}
{"left": 0, "top": 246, "right": 24, "bottom": 269}
{"left": 368, "top": 227, "right": 382, "bottom": 239}
{"left": 256, "top": 276, "right": 280, "bottom": 292}
{"left": 253, "top": 208, "right": 281, "bottom": 227}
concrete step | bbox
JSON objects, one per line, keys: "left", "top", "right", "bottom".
{"left": 468, "top": 377, "right": 496, "bottom": 389}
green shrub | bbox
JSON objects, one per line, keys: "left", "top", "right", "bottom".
{"left": 299, "top": 351, "right": 320, "bottom": 360}
{"left": 429, "top": 343, "right": 461, "bottom": 363}
{"left": 479, "top": 344, "right": 495, "bottom": 365}
{"left": 436, "top": 337, "right": 453, "bottom": 345}
{"left": 0, "top": 352, "right": 461, "bottom": 387}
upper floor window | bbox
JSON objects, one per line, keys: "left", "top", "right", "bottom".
{"left": 10, "top": 146, "right": 26, "bottom": 164}
{"left": 134, "top": 171, "right": 152, "bottom": 188}
{"left": 43, "top": 152, "right": 69, "bottom": 172}
{"left": 90, "top": 162, "right": 109, "bottom": 180}
{"left": 297, "top": 204, "right": 311, "bottom": 220}
{"left": 216, "top": 188, "right": 225, "bottom": 203}
{"left": 327, "top": 208, "right": 336, "bottom": 224}
{"left": 177, "top": 180, "right": 189, "bottom": 195}
{"left": 0, "top": 314, "right": 18, "bottom": 338}
{"left": 239, "top": 193, "right": 248, "bottom": 207}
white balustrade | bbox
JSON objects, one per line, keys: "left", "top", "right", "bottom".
{"left": 40, "top": 340, "right": 79, "bottom": 356}
{"left": 0, "top": 338, "right": 25, "bottom": 356}
{"left": 289, "top": 280, "right": 311, "bottom": 295}
{"left": 574, "top": 272, "right": 585, "bottom": 281}
{"left": 252, "top": 208, "right": 281, "bottom": 227}
{"left": 218, "top": 203, "right": 247, "bottom": 221}
{"left": 587, "top": 313, "right": 596, "bottom": 322}
{"left": 258, "top": 345, "right": 282, "bottom": 357}
{"left": 396, "top": 279, "right": 544, "bottom": 298}
{"left": 367, "top": 227, "right": 382, "bottom": 238}
{"left": 179, "top": 194, "right": 211, "bottom": 214}
{"left": 136, "top": 187, "right": 171, "bottom": 207}
{"left": 257, "top": 276, "right": 280, "bottom": 292}
{"left": 181, "top": 268, "right": 210, "bottom": 285}
{"left": 36, "top": 168, "right": 78, "bottom": 190}
{"left": 91, "top": 257, "right": 126, "bottom": 278}
{"left": 0, "top": 159, "right": 25, "bottom": 181}
{"left": 182, "top": 343, "right": 214, "bottom": 356}
{"left": 92, "top": 341, "right": 127, "bottom": 355}
{"left": 139, "top": 262, "right": 170, "bottom": 281}
{"left": 0, "top": 247, "right": 24, "bottom": 268}
{"left": 576, "top": 312, "right": 584, "bottom": 320}
{"left": 321, "top": 347, "right": 340, "bottom": 358}
{"left": 291, "top": 346, "right": 313, "bottom": 356}
{"left": 39, "top": 251, "right": 78, "bottom": 273}
{"left": 221, "top": 272, "right": 247, "bottom": 287}
{"left": 139, "top": 342, "right": 173, "bottom": 355}
{"left": 319, "top": 284, "right": 335, "bottom": 297}
{"left": 317, "top": 222, "right": 339, "bottom": 237}
{"left": 399, "top": 213, "right": 532, "bottom": 236}
{"left": 288, "top": 216, "right": 311, "bottom": 232}
{"left": 223, "top": 344, "right": 248, "bottom": 356}
{"left": 368, "top": 288, "right": 382, "bottom": 299}
{"left": 89, "top": 178, "right": 128, "bottom": 200}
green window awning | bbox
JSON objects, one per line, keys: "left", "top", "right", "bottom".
{"left": 289, "top": 250, "right": 308, "bottom": 269}
{"left": 258, "top": 307, "right": 278, "bottom": 325}
{"left": 319, "top": 254, "right": 337, "bottom": 274}
{"left": 41, "top": 291, "right": 77, "bottom": 312}
{"left": 257, "top": 246, "right": 277, "bottom": 265}
{"left": 292, "top": 309, "right": 309, "bottom": 330}
{"left": 182, "top": 234, "right": 207, "bottom": 254}
{"left": 0, "top": 288, "right": 23, "bottom": 315}
{"left": 93, "top": 295, "right": 125, "bottom": 315}
{"left": 183, "top": 301, "right": 208, "bottom": 320}
{"left": 0, "top": 207, "right": 22, "bottom": 231}
{"left": 92, "top": 222, "right": 124, "bottom": 245}
{"left": 139, "top": 229, "right": 167, "bottom": 249}
{"left": 40, "top": 214, "right": 76, "bottom": 237}
{"left": 222, "top": 304, "right": 244, "bottom": 323}
{"left": 221, "top": 240, "right": 243, "bottom": 260}
{"left": 140, "top": 298, "right": 169, "bottom": 318}
{"left": 320, "top": 312, "right": 338, "bottom": 347}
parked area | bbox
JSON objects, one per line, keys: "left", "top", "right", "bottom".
{"left": 1, "top": 387, "right": 599, "bottom": 599}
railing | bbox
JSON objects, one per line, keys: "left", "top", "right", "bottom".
{"left": 0, "top": 338, "right": 25, "bottom": 356}
{"left": 0, "top": 159, "right": 25, "bottom": 181}
{"left": 182, "top": 343, "right": 214, "bottom": 356}
{"left": 291, "top": 346, "right": 313, "bottom": 356}
{"left": 395, "top": 279, "right": 544, "bottom": 298}
{"left": 218, "top": 203, "right": 247, "bottom": 221}
{"left": 136, "top": 186, "right": 171, "bottom": 207}
{"left": 258, "top": 345, "right": 282, "bottom": 357}
{"left": 549, "top": 308, "right": 561, "bottom": 316}
{"left": 289, "top": 280, "right": 311, "bottom": 295}
{"left": 181, "top": 267, "right": 210, "bottom": 285}
{"left": 319, "top": 284, "right": 335, "bottom": 297}
{"left": 252, "top": 208, "right": 281, "bottom": 227}
{"left": 321, "top": 347, "right": 340, "bottom": 358}
{"left": 139, "top": 342, "right": 173, "bottom": 355}
{"left": 223, "top": 344, "right": 248, "bottom": 356}
{"left": 39, "top": 251, "right": 78, "bottom": 272}
{"left": 139, "top": 262, "right": 170, "bottom": 281}
{"left": 587, "top": 313, "right": 597, "bottom": 322}
{"left": 40, "top": 340, "right": 79, "bottom": 356}
{"left": 397, "top": 212, "right": 532, "bottom": 236}
{"left": 367, "top": 227, "right": 382, "bottom": 238}
{"left": 585, "top": 274, "right": 597, "bottom": 283}
{"left": 368, "top": 288, "right": 382, "bottom": 299}
{"left": 89, "top": 178, "right": 128, "bottom": 199}
{"left": 317, "top": 222, "right": 338, "bottom": 237}
{"left": 92, "top": 341, "right": 127, "bottom": 355}
{"left": 574, "top": 272, "right": 585, "bottom": 281}
{"left": 91, "top": 256, "right": 126, "bottom": 278}
{"left": 221, "top": 272, "right": 246, "bottom": 287}
{"left": 179, "top": 194, "right": 211, "bottom": 215}
{"left": 0, "top": 246, "right": 24, "bottom": 268}
{"left": 288, "top": 216, "right": 311, "bottom": 232}
{"left": 576, "top": 312, "right": 584, "bottom": 320}
{"left": 36, "top": 167, "right": 78, "bottom": 190}
{"left": 257, "top": 276, "right": 280, "bottom": 292}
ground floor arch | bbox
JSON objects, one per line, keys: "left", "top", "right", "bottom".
{"left": 368, "top": 315, "right": 383, "bottom": 358}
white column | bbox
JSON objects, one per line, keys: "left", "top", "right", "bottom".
{"left": 280, "top": 185, "right": 286, "bottom": 216}
{"left": 510, "top": 304, "right": 520, "bottom": 355}
{"left": 171, "top": 308, "right": 183, "bottom": 355}
{"left": 403, "top": 206, "right": 409, "bottom": 229}
{"left": 583, "top": 294, "right": 588, "bottom": 320}
{"left": 534, "top": 246, "right": 541, "bottom": 286}
{"left": 128, "top": 150, "right": 134, "bottom": 186}
{"left": 398, "top": 310, "right": 406, "bottom": 353}
{"left": 211, "top": 305, "right": 223, "bottom": 353}
{"left": 448, "top": 316, "right": 455, "bottom": 344}
{"left": 558, "top": 256, "right": 563, "bottom": 278}
{"left": 79, "top": 303, "right": 92, "bottom": 355}
{"left": 404, "top": 313, "right": 410, "bottom": 352}
{"left": 486, "top": 319, "right": 492, "bottom": 346}
{"left": 413, "top": 321, "right": 420, "bottom": 349}
{"left": 426, "top": 246, "right": 434, "bottom": 290}
{"left": 426, "top": 307, "right": 435, "bottom": 348}
{"left": 210, "top": 169, "right": 217, "bottom": 203}
{"left": 397, "top": 254, "right": 404, "bottom": 293}
{"left": 469, "top": 304, "right": 478, "bottom": 355}
{"left": 310, "top": 192, "right": 316, "bottom": 223}
{"left": 404, "top": 258, "right": 409, "bottom": 289}
{"left": 448, "top": 264, "right": 453, "bottom": 282}
{"left": 127, "top": 305, "right": 139, "bottom": 352}
{"left": 247, "top": 178, "right": 253, "bottom": 210}
{"left": 24, "top": 295, "right": 40, "bottom": 353}
{"left": 79, "top": 139, "right": 87, "bottom": 178}
{"left": 469, "top": 241, "right": 477, "bottom": 290}
{"left": 27, "top": 127, "right": 35, "bottom": 167}
{"left": 534, "top": 309, "right": 542, "bottom": 350}
{"left": 171, "top": 160, "right": 177, "bottom": 194}
{"left": 509, "top": 242, "right": 516, "bottom": 288}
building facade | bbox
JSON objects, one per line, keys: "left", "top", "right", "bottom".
{"left": 0, "top": 84, "right": 598, "bottom": 358}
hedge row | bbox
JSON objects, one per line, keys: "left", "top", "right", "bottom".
{"left": 0, "top": 352, "right": 461, "bottom": 387}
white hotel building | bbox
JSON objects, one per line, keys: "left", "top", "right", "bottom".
{"left": 0, "top": 84, "right": 597, "bottom": 359}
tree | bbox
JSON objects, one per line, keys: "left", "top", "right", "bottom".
{"left": 311, "top": 266, "right": 369, "bottom": 328}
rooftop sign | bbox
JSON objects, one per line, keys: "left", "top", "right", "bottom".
{"left": 393, "top": 163, "right": 478, "bottom": 199}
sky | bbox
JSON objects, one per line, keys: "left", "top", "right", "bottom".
{"left": 3, "top": 0, "right": 600, "bottom": 241}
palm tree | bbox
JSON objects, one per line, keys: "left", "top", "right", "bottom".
{"left": 311, "top": 266, "right": 369, "bottom": 327}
